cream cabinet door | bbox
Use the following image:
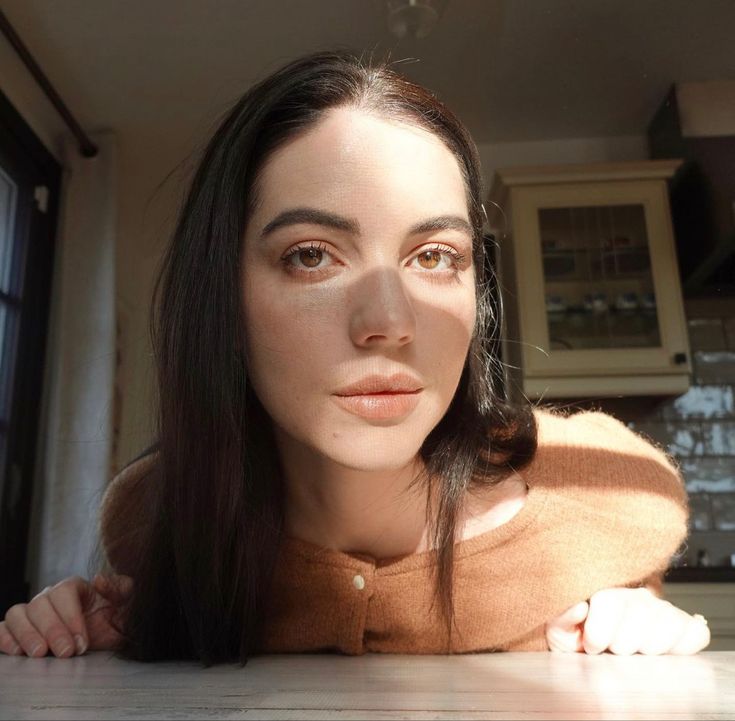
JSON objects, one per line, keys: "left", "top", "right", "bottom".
{"left": 507, "top": 179, "right": 691, "bottom": 396}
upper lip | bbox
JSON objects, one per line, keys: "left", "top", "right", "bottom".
{"left": 335, "top": 373, "right": 423, "bottom": 396}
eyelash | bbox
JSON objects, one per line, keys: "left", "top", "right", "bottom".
{"left": 279, "top": 242, "right": 468, "bottom": 278}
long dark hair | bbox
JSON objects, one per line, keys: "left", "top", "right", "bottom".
{"left": 95, "top": 47, "right": 538, "bottom": 667}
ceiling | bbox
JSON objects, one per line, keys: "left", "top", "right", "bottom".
{"left": 2, "top": 0, "right": 735, "bottom": 144}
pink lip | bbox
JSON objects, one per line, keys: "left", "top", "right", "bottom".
{"left": 335, "top": 372, "right": 423, "bottom": 396}
{"left": 332, "top": 390, "right": 422, "bottom": 420}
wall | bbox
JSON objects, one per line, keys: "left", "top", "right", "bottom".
{"left": 677, "top": 80, "right": 735, "bottom": 137}
{"left": 0, "top": 33, "right": 65, "bottom": 159}
{"left": 111, "top": 124, "right": 209, "bottom": 471}
{"left": 477, "top": 135, "right": 648, "bottom": 193}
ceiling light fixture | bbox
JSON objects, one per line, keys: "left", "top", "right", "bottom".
{"left": 385, "top": 0, "right": 449, "bottom": 40}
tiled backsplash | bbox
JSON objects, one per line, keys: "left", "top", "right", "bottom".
{"left": 563, "top": 297, "right": 735, "bottom": 568}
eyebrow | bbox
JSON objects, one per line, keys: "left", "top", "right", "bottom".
{"left": 259, "top": 207, "right": 473, "bottom": 241}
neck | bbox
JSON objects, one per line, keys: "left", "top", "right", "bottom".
{"left": 275, "top": 429, "right": 528, "bottom": 561}
{"left": 277, "top": 432, "right": 434, "bottom": 560}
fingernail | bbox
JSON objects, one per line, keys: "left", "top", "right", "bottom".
{"left": 29, "top": 642, "right": 44, "bottom": 657}
{"left": 10, "top": 643, "right": 22, "bottom": 655}
{"left": 74, "top": 634, "right": 87, "bottom": 654}
{"left": 54, "top": 642, "right": 72, "bottom": 658}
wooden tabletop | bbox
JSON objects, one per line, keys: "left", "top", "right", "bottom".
{"left": 1, "top": 651, "right": 733, "bottom": 720}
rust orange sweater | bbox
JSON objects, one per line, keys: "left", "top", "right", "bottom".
{"left": 98, "top": 408, "right": 689, "bottom": 654}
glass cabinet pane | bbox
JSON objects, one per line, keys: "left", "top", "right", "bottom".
{"left": 538, "top": 204, "right": 662, "bottom": 351}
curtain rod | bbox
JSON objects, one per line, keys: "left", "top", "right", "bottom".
{"left": 0, "top": 8, "right": 98, "bottom": 158}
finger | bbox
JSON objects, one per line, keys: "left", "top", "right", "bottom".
{"left": 546, "top": 601, "right": 588, "bottom": 653}
{"left": 25, "top": 594, "right": 76, "bottom": 658}
{"left": 3, "top": 604, "right": 48, "bottom": 657}
{"left": 582, "top": 588, "right": 627, "bottom": 655}
{"left": 0, "top": 621, "right": 23, "bottom": 656}
{"left": 669, "top": 614, "right": 711, "bottom": 655}
{"left": 638, "top": 601, "right": 688, "bottom": 655}
{"left": 45, "top": 578, "right": 91, "bottom": 655}
{"left": 554, "top": 600, "right": 590, "bottom": 630}
{"left": 608, "top": 592, "right": 657, "bottom": 656}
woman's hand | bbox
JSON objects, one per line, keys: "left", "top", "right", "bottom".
{"left": 0, "top": 574, "right": 133, "bottom": 658}
{"left": 545, "top": 586, "right": 711, "bottom": 655}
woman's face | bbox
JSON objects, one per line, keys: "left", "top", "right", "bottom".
{"left": 241, "top": 106, "right": 477, "bottom": 472}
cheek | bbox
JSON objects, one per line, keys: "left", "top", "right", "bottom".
{"left": 429, "top": 293, "right": 476, "bottom": 382}
{"left": 416, "top": 282, "right": 476, "bottom": 399}
{"left": 464, "top": 285, "right": 478, "bottom": 336}
{"left": 421, "top": 279, "right": 475, "bottom": 339}
{"left": 242, "top": 277, "right": 341, "bottom": 393}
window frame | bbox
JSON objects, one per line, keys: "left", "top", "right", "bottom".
{"left": 0, "top": 88, "right": 61, "bottom": 612}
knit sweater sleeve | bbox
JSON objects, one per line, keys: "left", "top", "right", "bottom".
{"left": 532, "top": 408, "right": 689, "bottom": 618}
{"left": 579, "top": 411, "right": 688, "bottom": 590}
{"left": 97, "top": 451, "right": 160, "bottom": 576}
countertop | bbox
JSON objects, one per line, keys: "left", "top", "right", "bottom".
{"left": 1, "top": 651, "right": 733, "bottom": 720}
{"left": 665, "top": 567, "right": 735, "bottom": 582}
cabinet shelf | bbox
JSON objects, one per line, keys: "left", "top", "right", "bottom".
{"left": 542, "top": 246, "right": 650, "bottom": 253}
{"left": 544, "top": 275, "right": 653, "bottom": 283}
{"left": 548, "top": 309, "right": 660, "bottom": 350}
{"left": 542, "top": 247, "right": 652, "bottom": 280}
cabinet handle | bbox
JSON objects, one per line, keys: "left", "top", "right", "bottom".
{"left": 673, "top": 352, "right": 687, "bottom": 365}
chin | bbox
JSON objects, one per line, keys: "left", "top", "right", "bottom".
{"left": 319, "top": 435, "right": 425, "bottom": 472}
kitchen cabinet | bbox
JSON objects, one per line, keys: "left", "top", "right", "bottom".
{"left": 486, "top": 160, "right": 691, "bottom": 401}
{"left": 663, "top": 582, "right": 735, "bottom": 651}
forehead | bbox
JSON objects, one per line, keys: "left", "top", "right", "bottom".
{"left": 254, "top": 107, "right": 468, "bottom": 212}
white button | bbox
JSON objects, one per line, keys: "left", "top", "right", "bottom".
{"left": 352, "top": 574, "right": 365, "bottom": 590}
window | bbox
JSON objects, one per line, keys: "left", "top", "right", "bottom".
{"left": 0, "top": 88, "right": 60, "bottom": 612}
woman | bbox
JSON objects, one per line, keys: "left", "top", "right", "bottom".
{"left": 0, "top": 48, "right": 709, "bottom": 666}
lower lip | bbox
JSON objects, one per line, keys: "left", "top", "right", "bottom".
{"left": 332, "top": 391, "right": 422, "bottom": 420}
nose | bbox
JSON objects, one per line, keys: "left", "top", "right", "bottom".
{"left": 348, "top": 268, "right": 416, "bottom": 348}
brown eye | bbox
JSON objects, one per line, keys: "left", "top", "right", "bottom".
{"left": 280, "top": 241, "right": 334, "bottom": 276}
{"left": 411, "top": 245, "right": 467, "bottom": 275}
{"left": 298, "top": 247, "right": 322, "bottom": 268}
{"left": 417, "top": 250, "right": 442, "bottom": 270}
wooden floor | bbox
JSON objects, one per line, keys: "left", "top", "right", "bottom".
{"left": 1, "top": 651, "right": 733, "bottom": 720}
